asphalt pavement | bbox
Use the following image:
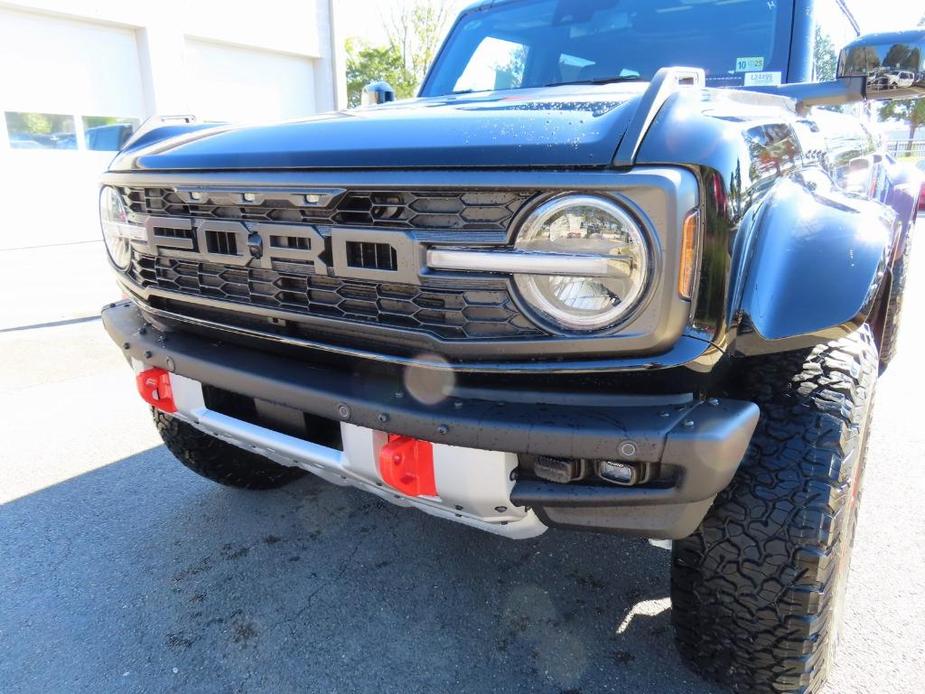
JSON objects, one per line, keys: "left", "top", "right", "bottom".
{"left": 1, "top": 237, "right": 923, "bottom": 693}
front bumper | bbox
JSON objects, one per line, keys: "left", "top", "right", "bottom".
{"left": 103, "top": 301, "right": 759, "bottom": 539}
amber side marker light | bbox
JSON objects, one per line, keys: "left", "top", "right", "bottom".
{"left": 678, "top": 210, "right": 700, "bottom": 300}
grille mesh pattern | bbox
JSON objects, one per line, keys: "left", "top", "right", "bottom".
{"left": 123, "top": 187, "right": 533, "bottom": 232}
{"left": 130, "top": 253, "right": 541, "bottom": 340}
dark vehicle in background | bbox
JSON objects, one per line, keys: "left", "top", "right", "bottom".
{"left": 8, "top": 134, "right": 43, "bottom": 149}
{"left": 6, "top": 122, "right": 135, "bottom": 151}
{"left": 52, "top": 133, "right": 76, "bottom": 149}
{"left": 85, "top": 123, "right": 135, "bottom": 152}
{"left": 97, "top": 1, "right": 924, "bottom": 691}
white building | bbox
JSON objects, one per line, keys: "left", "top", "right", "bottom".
{"left": 0, "top": 0, "right": 346, "bottom": 247}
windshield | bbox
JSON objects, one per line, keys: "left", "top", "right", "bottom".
{"left": 422, "top": 0, "right": 795, "bottom": 96}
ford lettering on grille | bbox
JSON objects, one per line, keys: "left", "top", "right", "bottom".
{"left": 141, "top": 217, "right": 421, "bottom": 284}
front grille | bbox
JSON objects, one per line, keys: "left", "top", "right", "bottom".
{"left": 123, "top": 187, "right": 534, "bottom": 232}
{"left": 121, "top": 185, "right": 544, "bottom": 346}
{"left": 129, "top": 252, "right": 542, "bottom": 340}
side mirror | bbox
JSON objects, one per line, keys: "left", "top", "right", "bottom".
{"left": 838, "top": 29, "right": 925, "bottom": 101}
{"left": 361, "top": 81, "right": 396, "bottom": 107}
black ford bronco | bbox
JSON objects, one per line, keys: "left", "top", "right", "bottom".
{"left": 100, "top": 1, "right": 925, "bottom": 690}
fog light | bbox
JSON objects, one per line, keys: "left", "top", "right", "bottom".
{"left": 597, "top": 460, "right": 638, "bottom": 486}
{"left": 534, "top": 456, "right": 588, "bottom": 484}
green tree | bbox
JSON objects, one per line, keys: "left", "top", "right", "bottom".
{"left": 883, "top": 44, "right": 920, "bottom": 70}
{"left": 814, "top": 26, "right": 838, "bottom": 81}
{"left": 386, "top": 0, "right": 454, "bottom": 86}
{"left": 497, "top": 45, "right": 527, "bottom": 90}
{"left": 877, "top": 8, "right": 925, "bottom": 153}
{"left": 880, "top": 99, "right": 925, "bottom": 154}
{"left": 345, "top": 38, "right": 416, "bottom": 107}
{"left": 344, "top": 1, "right": 455, "bottom": 105}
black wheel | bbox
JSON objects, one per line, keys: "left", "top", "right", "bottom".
{"left": 154, "top": 410, "right": 307, "bottom": 489}
{"left": 879, "top": 230, "right": 914, "bottom": 370}
{"left": 671, "top": 326, "right": 878, "bottom": 693}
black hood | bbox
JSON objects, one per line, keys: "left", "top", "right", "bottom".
{"left": 113, "top": 84, "right": 647, "bottom": 171}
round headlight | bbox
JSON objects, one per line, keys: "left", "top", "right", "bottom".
{"left": 99, "top": 186, "right": 143, "bottom": 270}
{"left": 513, "top": 195, "right": 651, "bottom": 331}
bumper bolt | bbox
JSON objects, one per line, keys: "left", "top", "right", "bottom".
{"left": 377, "top": 413, "right": 389, "bottom": 424}
{"left": 337, "top": 403, "right": 351, "bottom": 420}
{"left": 436, "top": 424, "right": 449, "bottom": 435}
{"left": 143, "top": 350, "right": 153, "bottom": 359}
{"left": 122, "top": 342, "right": 130, "bottom": 350}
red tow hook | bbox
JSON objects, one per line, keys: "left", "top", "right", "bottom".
{"left": 136, "top": 367, "right": 177, "bottom": 413}
{"left": 378, "top": 435, "right": 437, "bottom": 497}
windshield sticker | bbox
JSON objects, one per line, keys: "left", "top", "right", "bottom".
{"left": 744, "top": 71, "right": 782, "bottom": 87}
{"left": 736, "top": 57, "right": 765, "bottom": 73}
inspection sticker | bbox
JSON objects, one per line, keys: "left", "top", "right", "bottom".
{"left": 735, "top": 56, "right": 765, "bottom": 72}
{"left": 743, "top": 71, "right": 782, "bottom": 87}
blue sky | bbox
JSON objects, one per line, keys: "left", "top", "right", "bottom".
{"left": 852, "top": 2, "right": 921, "bottom": 31}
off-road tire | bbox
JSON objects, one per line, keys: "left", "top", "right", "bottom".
{"left": 879, "top": 230, "right": 914, "bottom": 370}
{"left": 671, "top": 326, "right": 878, "bottom": 693}
{"left": 154, "top": 410, "right": 306, "bottom": 489}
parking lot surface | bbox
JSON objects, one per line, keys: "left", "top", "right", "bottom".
{"left": 1, "top": 237, "right": 924, "bottom": 693}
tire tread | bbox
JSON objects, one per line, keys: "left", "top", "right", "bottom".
{"left": 671, "top": 326, "right": 878, "bottom": 693}
{"left": 154, "top": 410, "right": 306, "bottom": 490}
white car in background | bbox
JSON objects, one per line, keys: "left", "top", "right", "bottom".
{"left": 889, "top": 70, "right": 916, "bottom": 88}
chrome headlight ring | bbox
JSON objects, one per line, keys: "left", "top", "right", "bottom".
{"left": 99, "top": 185, "right": 145, "bottom": 270}
{"left": 510, "top": 194, "right": 655, "bottom": 333}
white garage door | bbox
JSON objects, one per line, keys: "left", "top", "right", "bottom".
{"left": 0, "top": 8, "right": 145, "bottom": 121}
{"left": 0, "top": 8, "right": 146, "bottom": 247}
{"left": 184, "top": 39, "right": 316, "bottom": 123}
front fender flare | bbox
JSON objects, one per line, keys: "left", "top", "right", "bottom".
{"left": 732, "top": 177, "right": 893, "bottom": 355}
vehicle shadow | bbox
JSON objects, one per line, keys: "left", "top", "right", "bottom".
{"left": 0, "top": 445, "right": 720, "bottom": 694}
